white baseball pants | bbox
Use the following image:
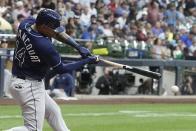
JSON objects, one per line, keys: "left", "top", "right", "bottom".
{"left": 7, "top": 77, "right": 70, "bottom": 131}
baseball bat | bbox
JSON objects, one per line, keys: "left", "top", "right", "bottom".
{"left": 100, "top": 59, "right": 161, "bottom": 79}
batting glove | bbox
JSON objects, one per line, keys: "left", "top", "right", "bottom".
{"left": 78, "top": 46, "right": 92, "bottom": 58}
{"left": 88, "top": 55, "right": 100, "bottom": 64}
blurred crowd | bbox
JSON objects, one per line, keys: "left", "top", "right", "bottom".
{"left": 0, "top": 0, "right": 195, "bottom": 59}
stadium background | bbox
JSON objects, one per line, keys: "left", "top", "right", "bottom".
{"left": 0, "top": 0, "right": 195, "bottom": 130}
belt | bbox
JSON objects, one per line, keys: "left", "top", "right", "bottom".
{"left": 15, "top": 75, "right": 42, "bottom": 82}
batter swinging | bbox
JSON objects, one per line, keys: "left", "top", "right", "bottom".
{"left": 5, "top": 9, "right": 99, "bottom": 131}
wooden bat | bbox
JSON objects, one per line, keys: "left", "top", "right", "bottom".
{"left": 35, "top": 25, "right": 161, "bottom": 79}
{"left": 100, "top": 59, "right": 161, "bottom": 79}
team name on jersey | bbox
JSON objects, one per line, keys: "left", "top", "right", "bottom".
{"left": 18, "top": 29, "right": 41, "bottom": 62}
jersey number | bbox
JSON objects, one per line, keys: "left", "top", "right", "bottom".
{"left": 15, "top": 40, "right": 26, "bottom": 67}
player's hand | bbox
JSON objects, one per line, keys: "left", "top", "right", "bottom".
{"left": 88, "top": 55, "right": 100, "bottom": 64}
{"left": 78, "top": 46, "right": 91, "bottom": 58}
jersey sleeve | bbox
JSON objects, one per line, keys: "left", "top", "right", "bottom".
{"left": 53, "top": 58, "right": 93, "bottom": 74}
{"left": 35, "top": 39, "right": 62, "bottom": 68}
{"left": 34, "top": 38, "right": 94, "bottom": 74}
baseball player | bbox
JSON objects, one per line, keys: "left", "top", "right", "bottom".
{"left": 5, "top": 9, "right": 99, "bottom": 131}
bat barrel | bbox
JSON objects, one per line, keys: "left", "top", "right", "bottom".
{"left": 123, "top": 66, "right": 161, "bottom": 79}
{"left": 100, "top": 59, "right": 161, "bottom": 79}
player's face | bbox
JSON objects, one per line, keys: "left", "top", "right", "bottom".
{"left": 36, "top": 24, "right": 56, "bottom": 38}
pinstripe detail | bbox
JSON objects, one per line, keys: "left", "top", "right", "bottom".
{"left": 30, "top": 83, "right": 38, "bottom": 130}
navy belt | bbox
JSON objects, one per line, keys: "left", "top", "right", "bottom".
{"left": 16, "top": 76, "right": 42, "bottom": 82}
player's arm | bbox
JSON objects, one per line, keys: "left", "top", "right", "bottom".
{"left": 55, "top": 32, "right": 92, "bottom": 58}
{"left": 52, "top": 56, "right": 98, "bottom": 74}
{"left": 38, "top": 39, "right": 98, "bottom": 74}
{"left": 37, "top": 25, "right": 91, "bottom": 58}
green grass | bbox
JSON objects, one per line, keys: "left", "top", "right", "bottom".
{"left": 1, "top": 104, "right": 196, "bottom": 131}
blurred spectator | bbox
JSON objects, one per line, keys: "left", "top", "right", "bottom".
{"left": 165, "top": 27, "right": 174, "bottom": 42}
{"left": 80, "top": 6, "right": 92, "bottom": 31}
{"left": 136, "top": 22, "right": 148, "bottom": 42}
{"left": 137, "top": 0, "right": 149, "bottom": 10}
{"left": 180, "top": 30, "right": 193, "bottom": 48}
{"left": 78, "top": 0, "right": 92, "bottom": 8}
{"left": 81, "top": 20, "right": 102, "bottom": 49}
{"left": 127, "top": 2, "right": 137, "bottom": 22}
{"left": 181, "top": 76, "right": 193, "bottom": 95}
{"left": 116, "top": 12, "right": 128, "bottom": 29}
{"left": 0, "top": 0, "right": 9, "bottom": 16}
{"left": 90, "top": 14, "right": 96, "bottom": 23}
{"left": 22, "top": 0, "right": 35, "bottom": 10}
{"left": 12, "top": 1, "right": 30, "bottom": 20}
{"left": 146, "top": 31, "right": 155, "bottom": 47}
{"left": 151, "top": 38, "right": 165, "bottom": 59}
{"left": 177, "top": 6, "right": 186, "bottom": 24}
{"left": 107, "top": 0, "right": 118, "bottom": 13}
{"left": 41, "top": 0, "right": 55, "bottom": 10}
{"left": 187, "top": 10, "right": 196, "bottom": 26}
{"left": 64, "top": 2, "right": 75, "bottom": 21}
{"left": 163, "top": 3, "right": 179, "bottom": 30}
{"left": 151, "top": 21, "right": 164, "bottom": 38}
{"left": 58, "top": 9, "right": 67, "bottom": 26}
{"left": 136, "top": 7, "right": 148, "bottom": 21}
{"left": 189, "top": 37, "right": 196, "bottom": 56}
{"left": 52, "top": 73, "right": 75, "bottom": 97}
{"left": 95, "top": 0, "right": 106, "bottom": 13}
{"left": 0, "top": 39, "right": 8, "bottom": 49}
{"left": 73, "top": 15, "right": 83, "bottom": 38}
{"left": 147, "top": 0, "right": 160, "bottom": 26}
{"left": 190, "top": 25, "right": 196, "bottom": 36}
{"left": 138, "top": 78, "right": 153, "bottom": 95}
{"left": 115, "top": 1, "right": 129, "bottom": 17}
{"left": 156, "top": 0, "right": 168, "bottom": 9}
{"left": 65, "top": 17, "right": 77, "bottom": 37}
{"left": 72, "top": 3, "right": 82, "bottom": 16}
{"left": 89, "top": 2, "right": 97, "bottom": 16}
{"left": 109, "top": 13, "right": 118, "bottom": 27}
{"left": 95, "top": 67, "right": 111, "bottom": 95}
{"left": 97, "top": 13, "right": 105, "bottom": 23}
{"left": 57, "top": 0, "right": 65, "bottom": 13}
{"left": 96, "top": 19, "right": 104, "bottom": 35}
{"left": 30, "top": 3, "right": 42, "bottom": 18}
{"left": 76, "top": 64, "right": 96, "bottom": 94}
{"left": 3, "top": 67, "right": 12, "bottom": 98}
{"left": 0, "top": 39, "right": 12, "bottom": 98}
{"left": 2, "top": 7, "right": 14, "bottom": 25}
{"left": 113, "top": 23, "right": 123, "bottom": 38}
{"left": 127, "top": 22, "right": 138, "bottom": 39}
{"left": 13, "top": 14, "right": 25, "bottom": 33}
{"left": 102, "top": 20, "right": 113, "bottom": 37}
{"left": 81, "top": 26, "right": 93, "bottom": 40}
{"left": 173, "top": 45, "right": 183, "bottom": 59}
{"left": 184, "top": 0, "right": 196, "bottom": 16}
{"left": 0, "top": 15, "right": 13, "bottom": 33}
{"left": 0, "top": 0, "right": 194, "bottom": 61}
{"left": 99, "top": 3, "right": 111, "bottom": 21}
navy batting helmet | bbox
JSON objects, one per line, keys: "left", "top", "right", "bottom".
{"left": 36, "top": 8, "right": 65, "bottom": 33}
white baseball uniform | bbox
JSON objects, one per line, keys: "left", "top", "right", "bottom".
{"left": 7, "top": 77, "right": 70, "bottom": 131}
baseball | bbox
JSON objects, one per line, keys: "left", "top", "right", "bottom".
{"left": 171, "top": 85, "right": 180, "bottom": 93}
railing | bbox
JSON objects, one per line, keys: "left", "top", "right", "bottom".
{"left": 61, "top": 55, "right": 196, "bottom": 95}
{"left": 1, "top": 50, "right": 196, "bottom": 97}
{"left": 0, "top": 34, "right": 195, "bottom": 97}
